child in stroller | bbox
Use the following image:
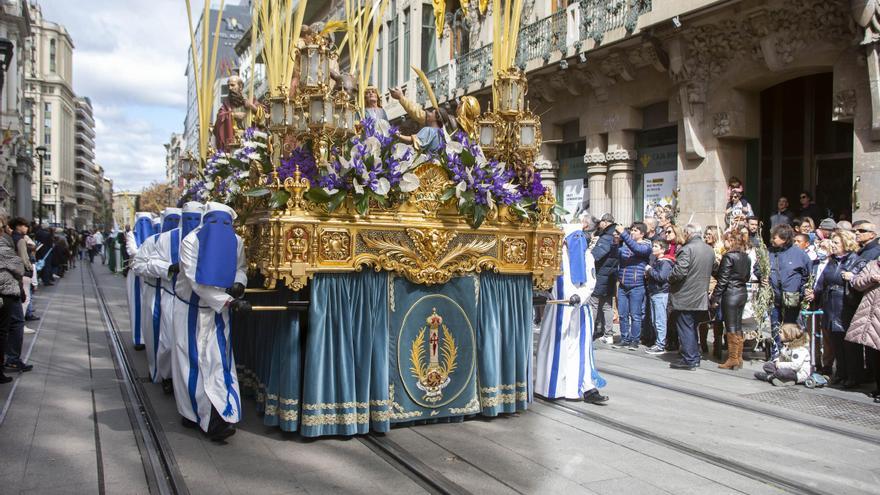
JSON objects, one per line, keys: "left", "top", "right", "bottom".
{"left": 754, "top": 323, "right": 811, "bottom": 386}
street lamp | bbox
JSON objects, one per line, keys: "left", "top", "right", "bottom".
{"left": 52, "top": 181, "right": 59, "bottom": 226}
{"left": 36, "top": 145, "right": 46, "bottom": 226}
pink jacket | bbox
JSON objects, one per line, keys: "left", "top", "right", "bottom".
{"left": 846, "top": 260, "right": 880, "bottom": 351}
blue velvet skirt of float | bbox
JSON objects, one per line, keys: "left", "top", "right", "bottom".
{"left": 231, "top": 282, "right": 303, "bottom": 432}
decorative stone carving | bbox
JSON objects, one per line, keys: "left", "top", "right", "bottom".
{"left": 605, "top": 149, "right": 637, "bottom": 162}
{"left": 712, "top": 112, "right": 731, "bottom": 137}
{"left": 580, "top": 69, "right": 611, "bottom": 102}
{"left": 600, "top": 52, "right": 635, "bottom": 82}
{"left": 833, "top": 89, "right": 856, "bottom": 121}
{"left": 853, "top": 1, "right": 880, "bottom": 138}
{"left": 583, "top": 152, "right": 606, "bottom": 165}
{"left": 628, "top": 40, "right": 668, "bottom": 72}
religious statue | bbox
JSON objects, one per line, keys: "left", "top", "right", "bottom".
{"left": 390, "top": 84, "right": 451, "bottom": 153}
{"left": 853, "top": 0, "right": 880, "bottom": 45}
{"left": 213, "top": 75, "right": 262, "bottom": 152}
{"left": 362, "top": 86, "right": 388, "bottom": 123}
{"left": 456, "top": 95, "right": 480, "bottom": 141}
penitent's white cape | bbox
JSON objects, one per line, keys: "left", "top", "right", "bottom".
{"left": 130, "top": 229, "right": 179, "bottom": 383}
{"left": 125, "top": 225, "right": 146, "bottom": 346}
{"left": 172, "top": 225, "right": 247, "bottom": 432}
{"left": 535, "top": 224, "right": 606, "bottom": 400}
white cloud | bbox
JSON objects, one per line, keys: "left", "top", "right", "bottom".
{"left": 93, "top": 104, "right": 169, "bottom": 192}
{"left": 39, "top": 0, "right": 197, "bottom": 190}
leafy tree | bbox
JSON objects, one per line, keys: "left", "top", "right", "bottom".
{"left": 138, "top": 181, "right": 180, "bottom": 214}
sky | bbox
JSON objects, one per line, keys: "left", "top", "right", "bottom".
{"left": 39, "top": 0, "right": 194, "bottom": 192}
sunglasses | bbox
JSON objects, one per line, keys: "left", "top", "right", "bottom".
{"left": 665, "top": 230, "right": 674, "bottom": 234}
{"left": 855, "top": 229, "right": 872, "bottom": 234}
{"left": 800, "top": 195, "right": 808, "bottom": 199}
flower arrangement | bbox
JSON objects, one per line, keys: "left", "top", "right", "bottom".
{"left": 183, "top": 120, "right": 560, "bottom": 228}
{"left": 182, "top": 127, "right": 271, "bottom": 205}
{"left": 751, "top": 236, "right": 774, "bottom": 335}
{"left": 302, "top": 117, "right": 423, "bottom": 215}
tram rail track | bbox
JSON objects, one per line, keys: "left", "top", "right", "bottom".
{"left": 86, "top": 265, "right": 189, "bottom": 495}
{"left": 533, "top": 397, "right": 831, "bottom": 495}
{"left": 596, "top": 363, "right": 880, "bottom": 445}
{"left": 359, "top": 433, "right": 472, "bottom": 495}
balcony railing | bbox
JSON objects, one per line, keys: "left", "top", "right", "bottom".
{"left": 419, "top": 0, "right": 651, "bottom": 103}
{"left": 456, "top": 44, "right": 493, "bottom": 90}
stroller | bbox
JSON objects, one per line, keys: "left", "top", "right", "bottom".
{"left": 800, "top": 309, "right": 828, "bottom": 389}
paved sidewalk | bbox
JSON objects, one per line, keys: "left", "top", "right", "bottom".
{"left": 0, "top": 264, "right": 149, "bottom": 494}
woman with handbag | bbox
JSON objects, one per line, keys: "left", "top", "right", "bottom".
{"left": 761, "top": 224, "right": 812, "bottom": 360}
{"left": 809, "top": 231, "right": 866, "bottom": 388}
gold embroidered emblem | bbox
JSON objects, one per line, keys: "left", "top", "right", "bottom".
{"left": 410, "top": 308, "right": 458, "bottom": 403}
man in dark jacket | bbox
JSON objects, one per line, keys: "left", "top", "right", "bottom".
{"left": 769, "top": 197, "right": 795, "bottom": 228}
{"left": 588, "top": 213, "right": 619, "bottom": 344}
{"left": 668, "top": 224, "right": 715, "bottom": 370}
{"left": 757, "top": 224, "right": 812, "bottom": 359}
{"left": 0, "top": 217, "right": 27, "bottom": 382}
{"left": 854, "top": 220, "right": 880, "bottom": 262}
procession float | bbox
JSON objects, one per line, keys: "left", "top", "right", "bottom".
{"left": 183, "top": 0, "right": 563, "bottom": 437}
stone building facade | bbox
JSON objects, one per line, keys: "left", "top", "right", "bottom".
{"left": 25, "top": 2, "right": 75, "bottom": 227}
{"left": 0, "top": 0, "right": 32, "bottom": 219}
{"left": 112, "top": 191, "right": 138, "bottom": 230}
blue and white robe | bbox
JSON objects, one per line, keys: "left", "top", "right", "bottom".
{"left": 125, "top": 230, "right": 145, "bottom": 346}
{"left": 131, "top": 230, "right": 181, "bottom": 383}
{"left": 535, "top": 225, "right": 606, "bottom": 399}
{"left": 172, "top": 229, "right": 247, "bottom": 432}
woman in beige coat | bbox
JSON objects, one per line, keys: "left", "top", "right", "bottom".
{"left": 847, "top": 259, "right": 880, "bottom": 401}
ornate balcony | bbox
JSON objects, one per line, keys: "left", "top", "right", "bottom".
{"left": 418, "top": 0, "right": 652, "bottom": 104}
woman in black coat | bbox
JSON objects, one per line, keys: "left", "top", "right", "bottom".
{"left": 711, "top": 230, "right": 752, "bottom": 370}
{"left": 812, "top": 231, "right": 866, "bottom": 388}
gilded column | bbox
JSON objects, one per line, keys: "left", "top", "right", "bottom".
{"left": 607, "top": 149, "right": 637, "bottom": 227}
{"left": 585, "top": 151, "right": 609, "bottom": 218}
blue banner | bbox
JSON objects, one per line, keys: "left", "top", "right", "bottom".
{"left": 388, "top": 275, "right": 480, "bottom": 422}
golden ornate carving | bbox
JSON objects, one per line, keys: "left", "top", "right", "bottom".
{"left": 536, "top": 236, "right": 557, "bottom": 269}
{"left": 537, "top": 187, "right": 556, "bottom": 224}
{"left": 283, "top": 165, "right": 310, "bottom": 210}
{"left": 407, "top": 163, "right": 451, "bottom": 216}
{"left": 285, "top": 226, "right": 309, "bottom": 263}
{"left": 319, "top": 229, "right": 352, "bottom": 262}
{"left": 359, "top": 228, "right": 497, "bottom": 285}
{"left": 502, "top": 237, "right": 528, "bottom": 265}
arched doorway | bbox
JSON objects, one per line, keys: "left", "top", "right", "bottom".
{"left": 757, "top": 73, "right": 853, "bottom": 223}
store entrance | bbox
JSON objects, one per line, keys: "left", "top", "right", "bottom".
{"left": 757, "top": 73, "right": 854, "bottom": 224}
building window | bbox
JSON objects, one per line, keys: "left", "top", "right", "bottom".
{"left": 403, "top": 8, "right": 410, "bottom": 74}
{"left": 387, "top": 16, "right": 398, "bottom": 88}
{"left": 451, "top": 10, "right": 469, "bottom": 59}
{"left": 43, "top": 102, "right": 51, "bottom": 148}
{"left": 43, "top": 185, "right": 51, "bottom": 194}
{"left": 376, "top": 27, "right": 383, "bottom": 90}
{"left": 49, "top": 39, "right": 56, "bottom": 73}
{"left": 421, "top": 7, "right": 437, "bottom": 72}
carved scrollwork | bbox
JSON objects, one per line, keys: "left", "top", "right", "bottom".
{"left": 502, "top": 237, "right": 528, "bottom": 265}
{"left": 407, "top": 163, "right": 452, "bottom": 216}
{"left": 358, "top": 228, "right": 497, "bottom": 285}
{"left": 319, "top": 229, "right": 352, "bottom": 262}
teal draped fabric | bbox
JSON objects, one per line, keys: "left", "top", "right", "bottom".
{"left": 232, "top": 285, "right": 302, "bottom": 431}
{"left": 301, "top": 270, "right": 390, "bottom": 437}
{"left": 477, "top": 273, "right": 533, "bottom": 415}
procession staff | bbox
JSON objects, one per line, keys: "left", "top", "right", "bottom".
{"left": 126, "top": 212, "right": 154, "bottom": 351}
{"left": 173, "top": 202, "right": 249, "bottom": 442}
{"left": 131, "top": 207, "right": 181, "bottom": 389}
{"left": 535, "top": 222, "right": 608, "bottom": 404}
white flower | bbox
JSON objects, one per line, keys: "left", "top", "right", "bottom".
{"left": 323, "top": 187, "right": 339, "bottom": 195}
{"left": 353, "top": 181, "right": 364, "bottom": 195}
{"left": 252, "top": 130, "right": 268, "bottom": 139}
{"left": 246, "top": 152, "right": 260, "bottom": 160}
{"left": 393, "top": 143, "right": 413, "bottom": 160}
{"left": 455, "top": 180, "right": 467, "bottom": 198}
{"left": 205, "top": 181, "right": 214, "bottom": 191}
{"left": 229, "top": 182, "right": 240, "bottom": 194}
{"left": 446, "top": 141, "right": 463, "bottom": 155}
{"left": 399, "top": 173, "right": 420, "bottom": 192}
{"left": 215, "top": 158, "right": 229, "bottom": 165}
{"left": 335, "top": 156, "right": 351, "bottom": 173}
{"left": 240, "top": 170, "right": 250, "bottom": 179}
{"left": 363, "top": 136, "right": 382, "bottom": 160}
{"left": 375, "top": 118, "right": 391, "bottom": 137}
{"left": 373, "top": 177, "right": 391, "bottom": 196}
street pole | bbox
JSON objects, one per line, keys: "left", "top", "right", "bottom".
{"left": 36, "top": 147, "right": 45, "bottom": 226}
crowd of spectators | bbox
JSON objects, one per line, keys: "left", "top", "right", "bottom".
{"left": 0, "top": 214, "right": 115, "bottom": 384}
{"left": 577, "top": 177, "right": 880, "bottom": 399}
